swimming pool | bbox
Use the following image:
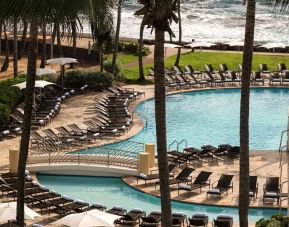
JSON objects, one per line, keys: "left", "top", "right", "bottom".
{"left": 37, "top": 174, "right": 283, "bottom": 223}
{"left": 96, "top": 88, "right": 289, "bottom": 151}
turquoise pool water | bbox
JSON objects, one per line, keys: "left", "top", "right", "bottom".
{"left": 38, "top": 174, "right": 283, "bottom": 223}
{"left": 102, "top": 88, "right": 289, "bottom": 151}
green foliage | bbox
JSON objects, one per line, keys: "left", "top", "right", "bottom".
{"left": 118, "top": 41, "right": 151, "bottom": 56}
{"left": 64, "top": 70, "right": 114, "bottom": 90}
{"left": 0, "top": 76, "right": 26, "bottom": 122}
{"left": 256, "top": 214, "right": 289, "bottom": 227}
{"left": 103, "top": 60, "right": 122, "bottom": 77}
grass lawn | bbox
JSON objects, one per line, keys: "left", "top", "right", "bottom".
{"left": 106, "top": 53, "right": 138, "bottom": 65}
{"left": 122, "top": 51, "right": 289, "bottom": 84}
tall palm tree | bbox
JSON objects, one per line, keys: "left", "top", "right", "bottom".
{"left": 174, "top": 0, "right": 182, "bottom": 66}
{"left": 1, "top": 22, "right": 9, "bottom": 72}
{"left": 239, "top": 0, "right": 256, "bottom": 226}
{"left": 112, "top": 0, "right": 123, "bottom": 76}
{"left": 137, "top": 17, "right": 146, "bottom": 81}
{"left": 40, "top": 22, "right": 47, "bottom": 68}
{"left": 13, "top": 17, "right": 18, "bottom": 77}
{"left": 135, "top": 1, "right": 178, "bottom": 226}
{"left": 18, "top": 18, "right": 28, "bottom": 59}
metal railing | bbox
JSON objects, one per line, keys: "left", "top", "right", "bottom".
{"left": 28, "top": 138, "right": 143, "bottom": 170}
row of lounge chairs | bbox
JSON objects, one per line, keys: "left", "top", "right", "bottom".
{"left": 168, "top": 144, "right": 240, "bottom": 166}
{"left": 147, "top": 63, "right": 289, "bottom": 90}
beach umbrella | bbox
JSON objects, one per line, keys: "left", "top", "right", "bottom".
{"left": 0, "top": 202, "right": 41, "bottom": 223}
{"left": 12, "top": 80, "right": 55, "bottom": 90}
{"left": 259, "top": 42, "right": 287, "bottom": 49}
{"left": 24, "top": 68, "right": 57, "bottom": 77}
{"left": 52, "top": 209, "right": 121, "bottom": 227}
{"left": 46, "top": 58, "right": 78, "bottom": 86}
{"left": 226, "top": 41, "right": 244, "bottom": 47}
{"left": 185, "top": 42, "right": 215, "bottom": 52}
{"left": 164, "top": 43, "right": 183, "bottom": 48}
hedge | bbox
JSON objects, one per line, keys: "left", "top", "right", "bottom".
{"left": 0, "top": 76, "right": 26, "bottom": 122}
{"left": 64, "top": 70, "right": 114, "bottom": 90}
{"left": 118, "top": 41, "right": 151, "bottom": 56}
{"left": 256, "top": 214, "right": 289, "bottom": 227}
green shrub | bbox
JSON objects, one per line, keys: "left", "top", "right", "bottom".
{"left": 256, "top": 214, "right": 289, "bottom": 227}
{"left": 103, "top": 60, "right": 122, "bottom": 77}
{"left": 64, "top": 70, "right": 114, "bottom": 90}
{"left": 118, "top": 41, "right": 151, "bottom": 56}
{"left": 0, "top": 76, "right": 26, "bottom": 122}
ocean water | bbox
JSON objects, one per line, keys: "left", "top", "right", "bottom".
{"left": 102, "top": 0, "right": 289, "bottom": 44}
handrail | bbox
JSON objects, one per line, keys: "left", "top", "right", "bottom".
{"left": 168, "top": 140, "right": 178, "bottom": 151}
{"left": 177, "top": 139, "right": 187, "bottom": 151}
{"left": 279, "top": 129, "right": 288, "bottom": 153}
{"left": 134, "top": 108, "right": 148, "bottom": 129}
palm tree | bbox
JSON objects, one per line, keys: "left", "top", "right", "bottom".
{"left": 137, "top": 17, "right": 146, "bottom": 81}
{"left": 135, "top": 1, "right": 178, "bottom": 226}
{"left": 1, "top": 22, "right": 9, "bottom": 72}
{"left": 111, "top": 0, "right": 123, "bottom": 76}
{"left": 13, "top": 17, "right": 18, "bottom": 77}
{"left": 239, "top": 0, "right": 256, "bottom": 226}
{"left": 40, "top": 22, "right": 47, "bottom": 68}
{"left": 174, "top": 0, "right": 182, "bottom": 66}
{"left": 18, "top": 18, "right": 28, "bottom": 59}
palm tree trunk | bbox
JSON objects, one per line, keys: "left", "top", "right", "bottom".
{"left": 56, "top": 23, "right": 62, "bottom": 57}
{"left": 154, "top": 28, "right": 172, "bottom": 227}
{"left": 71, "top": 21, "right": 77, "bottom": 69}
{"left": 112, "top": 0, "right": 122, "bottom": 76}
{"left": 99, "top": 49, "right": 104, "bottom": 72}
{"left": 0, "top": 22, "right": 2, "bottom": 57}
{"left": 50, "top": 25, "right": 56, "bottom": 59}
{"left": 1, "top": 23, "right": 9, "bottom": 72}
{"left": 40, "top": 22, "right": 47, "bottom": 68}
{"left": 239, "top": 0, "right": 256, "bottom": 226}
{"left": 13, "top": 17, "right": 18, "bottom": 78}
{"left": 16, "top": 19, "right": 38, "bottom": 227}
{"left": 174, "top": 0, "right": 182, "bottom": 66}
{"left": 138, "top": 17, "right": 145, "bottom": 81}
{"left": 19, "top": 18, "right": 28, "bottom": 59}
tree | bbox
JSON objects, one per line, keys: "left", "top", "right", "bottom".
{"left": 13, "top": 17, "right": 18, "bottom": 77}
{"left": 111, "top": 0, "right": 123, "bottom": 76}
{"left": 137, "top": 17, "right": 146, "bottom": 81}
{"left": 135, "top": 1, "right": 178, "bottom": 226}
{"left": 174, "top": 0, "right": 182, "bottom": 66}
{"left": 1, "top": 22, "right": 9, "bottom": 72}
{"left": 239, "top": 0, "right": 256, "bottom": 226}
{"left": 40, "top": 22, "right": 47, "bottom": 68}
{"left": 18, "top": 18, "right": 28, "bottom": 59}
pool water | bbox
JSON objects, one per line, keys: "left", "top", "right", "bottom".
{"left": 129, "top": 88, "right": 289, "bottom": 150}
{"left": 37, "top": 174, "right": 283, "bottom": 223}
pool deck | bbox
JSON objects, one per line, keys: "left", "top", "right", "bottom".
{"left": 0, "top": 84, "right": 288, "bottom": 226}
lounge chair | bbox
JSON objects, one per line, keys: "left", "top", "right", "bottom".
{"left": 212, "top": 144, "right": 232, "bottom": 157}
{"left": 282, "top": 72, "right": 289, "bottom": 85}
{"left": 252, "top": 71, "right": 264, "bottom": 85}
{"left": 155, "top": 167, "right": 195, "bottom": 188}
{"left": 216, "top": 71, "right": 233, "bottom": 84}
{"left": 259, "top": 64, "right": 271, "bottom": 78}
{"left": 107, "top": 206, "right": 127, "bottom": 215}
{"left": 227, "top": 146, "right": 240, "bottom": 159}
{"left": 172, "top": 212, "right": 187, "bottom": 226}
{"left": 116, "top": 208, "right": 146, "bottom": 226}
{"left": 204, "top": 64, "right": 218, "bottom": 76}
{"left": 85, "top": 203, "right": 107, "bottom": 211}
{"left": 207, "top": 174, "right": 234, "bottom": 198}
{"left": 269, "top": 72, "right": 282, "bottom": 86}
{"left": 278, "top": 63, "right": 289, "bottom": 77}
{"left": 188, "top": 213, "right": 209, "bottom": 227}
{"left": 213, "top": 214, "right": 233, "bottom": 227}
{"left": 203, "top": 71, "right": 224, "bottom": 87}
{"left": 165, "top": 74, "right": 179, "bottom": 90}
{"left": 141, "top": 211, "right": 161, "bottom": 227}
{"left": 227, "top": 71, "right": 241, "bottom": 85}
{"left": 263, "top": 177, "right": 280, "bottom": 204}
{"left": 249, "top": 176, "right": 258, "bottom": 199}
{"left": 137, "top": 164, "right": 177, "bottom": 185}
{"left": 177, "top": 171, "right": 212, "bottom": 194}
{"left": 219, "top": 64, "right": 231, "bottom": 76}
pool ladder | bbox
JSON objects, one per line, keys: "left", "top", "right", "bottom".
{"left": 278, "top": 129, "right": 289, "bottom": 211}
{"left": 168, "top": 139, "right": 188, "bottom": 152}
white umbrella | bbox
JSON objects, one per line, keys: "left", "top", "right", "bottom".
{"left": 260, "top": 42, "right": 287, "bottom": 49}
{"left": 46, "top": 58, "right": 78, "bottom": 65}
{"left": 24, "top": 68, "right": 57, "bottom": 76}
{"left": 52, "top": 209, "right": 121, "bottom": 227}
{"left": 0, "top": 202, "right": 41, "bottom": 223}
{"left": 13, "top": 80, "right": 55, "bottom": 90}
{"left": 226, "top": 41, "right": 244, "bottom": 47}
{"left": 46, "top": 58, "right": 78, "bottom": 86}
{"left": 164, "top": 43, "right": 183, "bottom": 48}
{"left": 185, "top": 42, "right": 215, "bottom": 48}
